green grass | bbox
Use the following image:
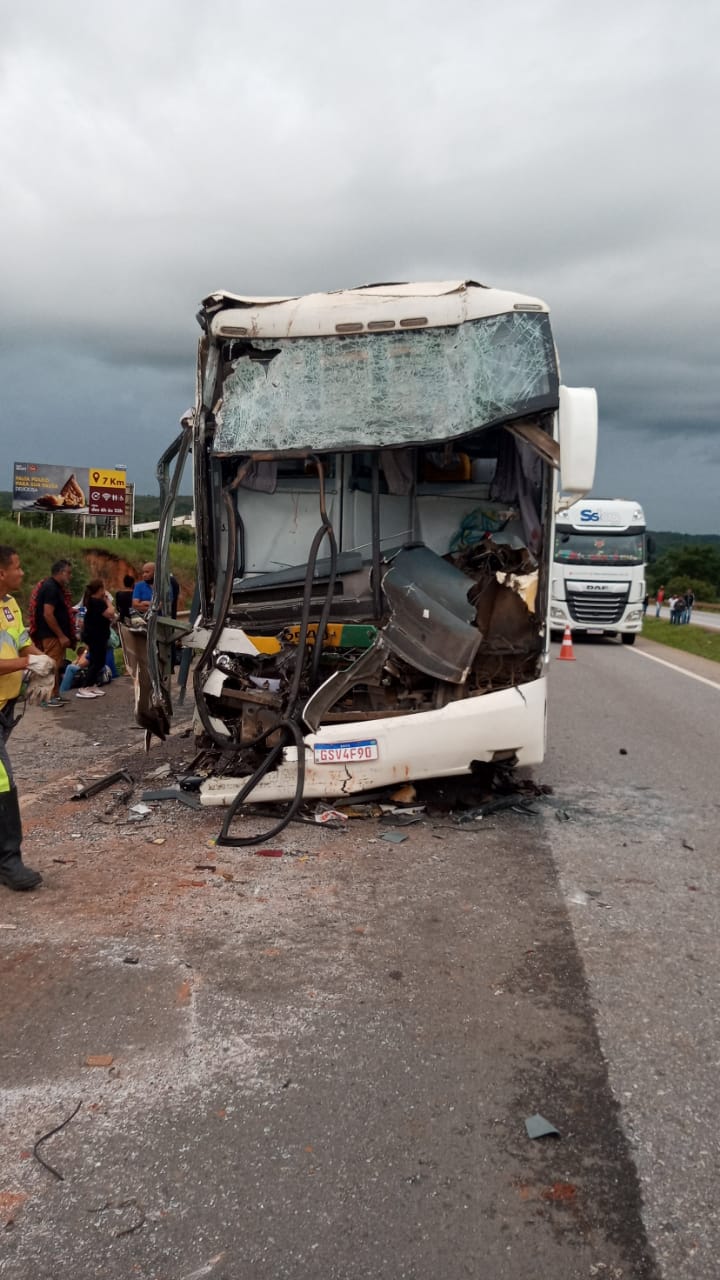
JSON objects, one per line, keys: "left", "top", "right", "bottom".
{"left": 642, "top": 616, "right": 720, "bottom": 664}
{"left": 0, "top": 515, "right": 198, "bottom": 612}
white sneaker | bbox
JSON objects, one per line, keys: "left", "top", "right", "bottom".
{"left": 76, "top": 689, "right": 98, "bottom": 699}
{"left": 89, "top": 687, "right": 106, "bottom": 696}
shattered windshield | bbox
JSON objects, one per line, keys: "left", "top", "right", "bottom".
{"left": 554, "top": 532, "right": 645, "bottom": 565}
{"left": 212, "top": 312, "right": 557, "bottom": 454}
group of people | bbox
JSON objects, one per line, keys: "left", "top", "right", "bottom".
{"left": 654, "top": 586, "right": 695, "bottom": 624}
{"left": 28, "top": 559, "right": 119, "bottom": 704}
{"left": 0, "top": 549, "right": 170, "bottom": 891}
{"left": 24, "top": 559, "right": 164, "bottom": 705}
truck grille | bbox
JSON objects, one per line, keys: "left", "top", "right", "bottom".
{"left": 567, "top": 590, "right": 628, "bottom": 625}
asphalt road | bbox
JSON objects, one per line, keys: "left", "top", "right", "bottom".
{"left": 542, "top": 632, "right": 720, "bottom": 1279}
{"left": 1, "top": 643, "right": 719, "bottom": 1278}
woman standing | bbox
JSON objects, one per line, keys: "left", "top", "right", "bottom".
{"left": 78, "top": 579, "right": 117, "bottom": 699}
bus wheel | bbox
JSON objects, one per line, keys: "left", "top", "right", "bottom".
{"left": 621, "top": 633, "right": 636, "bottom": 646}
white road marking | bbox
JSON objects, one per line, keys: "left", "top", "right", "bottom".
{"left": 629, "top": 645, "right": 720, "bottom": 691}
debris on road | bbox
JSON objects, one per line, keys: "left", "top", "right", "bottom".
{"left": 85, "top": 1054, "right": 114, "bottom": 1068}
{"left": 141, "top": 787, "right": 201, "bottom": 810}
{"left": 71, "top": 770, "right": 133, "bottom": 800}
{"left": 524, "top": 1113, "right": 561, "bottom": 1139}
{"left": 179, "top": 1252, "right": 227, "bottom": 1280}
{"left": 89, "top": 1197, "right": 146, "bottom": 1239}
{"left": 32, "top": 1101, "right": 82, "bottom": 1181}
{"left": 380, "top": 830, "right": 409, "bottom": 844}
{"left": 314, "top": 804, "right": 348, "bottom": 825}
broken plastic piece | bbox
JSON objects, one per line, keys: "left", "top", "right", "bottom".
{"left": 71, "top": 770, "right": 133, "bottom": 800}
{"left": 525, "top": 1113, "right": 560, "bottom": 1139}
{"left": 380, "top": 830, "right": 409, "bottom": 844}
{"left": 314, "top": 805, "right": 348, "bottom": 825}
{"left": 141, "top": 788, "right": 201, "bottom": 810}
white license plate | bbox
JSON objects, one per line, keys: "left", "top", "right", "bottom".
{"left": 314, "top": 739, "right": 379, "bottom": 764}
{"left": 586, "top": 628, "right": 604, "bottom": 635}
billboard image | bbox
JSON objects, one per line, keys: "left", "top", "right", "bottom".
{"left": 13, "top": 462, "right": 127, "bottom": 517}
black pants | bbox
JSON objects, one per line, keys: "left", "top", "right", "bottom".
{"left": 84, "top": 637, "right": 107, "bottom": 686}
{"left": 0, "top": 700, "right": 19, "bottom": 793}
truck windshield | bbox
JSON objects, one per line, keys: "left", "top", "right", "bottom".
{"left": 554, "top": 532, "right": 644, "bottom": 565}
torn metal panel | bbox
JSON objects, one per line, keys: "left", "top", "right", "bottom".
{"left": 495, "top": 570, "right": 539, "bottom": 613}
{"left": 186, "top": 625, "right": 261, "bottom": 656}
{"left": 505, "top": 421, "right": 560, "bottom": 468}
{"left": 381, "top": 545, "right": 481, "bottom": 684}
{"left": 203, "top": 280, "right": 547, "bottom": 339}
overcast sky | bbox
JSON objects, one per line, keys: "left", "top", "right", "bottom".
{"left": 1, "top": 0, "right": 718, "bottom": 531}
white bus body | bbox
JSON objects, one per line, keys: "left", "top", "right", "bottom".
{"left": 551, "top": 499, "right": 646, "bottom": 644}
{"left": 149, "top": 281, "right": 597, "bottom": 806}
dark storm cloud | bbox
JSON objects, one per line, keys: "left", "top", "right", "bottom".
{"left": 0, "top": 0, "right": 718, "bottom": 529}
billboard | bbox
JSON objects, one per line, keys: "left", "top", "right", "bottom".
{"left": 13, "top": 462, "right": 127, "bottom": 517}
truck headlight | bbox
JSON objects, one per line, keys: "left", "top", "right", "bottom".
{"left": 550, "top": 607, "right": 565, "bottom": 620}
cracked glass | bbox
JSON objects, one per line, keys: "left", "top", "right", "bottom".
{"left": 212, "top": 312, "right": 558, "bottom": 455}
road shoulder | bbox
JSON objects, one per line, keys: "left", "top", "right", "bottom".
{"left": 635, "top": 634, "right": 720, "bottom": 685}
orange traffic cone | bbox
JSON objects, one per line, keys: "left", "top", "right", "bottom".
{"left": 558, "top": 624, "right": 575, "bottom": 660}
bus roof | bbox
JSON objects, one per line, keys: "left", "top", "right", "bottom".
{"left": 202, "top": 280, "right": 549, "bottom": 340}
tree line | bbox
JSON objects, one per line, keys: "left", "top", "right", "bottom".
{"left": 647, "top": 542, "right": 720, "bottom": 603}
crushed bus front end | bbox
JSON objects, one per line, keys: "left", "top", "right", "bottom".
{"left": 175, "top": 281, "right": 567, "bottom": 813}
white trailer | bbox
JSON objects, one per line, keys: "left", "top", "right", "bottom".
{"left": 550, "top": 499, "right": 646, "bottom": 644}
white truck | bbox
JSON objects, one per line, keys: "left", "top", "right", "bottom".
{"left": 551, "top": 499, "right": 646, "bottom": 644}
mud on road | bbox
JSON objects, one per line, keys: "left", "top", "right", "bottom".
{"left": 0, "top": 680, "right": 657, "bottom": 1279}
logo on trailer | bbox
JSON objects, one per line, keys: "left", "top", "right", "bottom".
{"left": 580, "top": 509, "right": 600, "bottom": 522}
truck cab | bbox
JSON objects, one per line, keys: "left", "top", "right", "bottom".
{"left": 550, "top": 499, "right": 646, "bottom": 644}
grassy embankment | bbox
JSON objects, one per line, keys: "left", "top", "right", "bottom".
{"left": 642, "top": 616, "right": 720, "bottom": 664}
{"left": 0, "top": 516, "right": 197, "bottom": 614}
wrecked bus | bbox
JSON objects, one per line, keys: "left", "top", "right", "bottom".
{"left": 144, "top": 280, "right": 597, "bottom": 832}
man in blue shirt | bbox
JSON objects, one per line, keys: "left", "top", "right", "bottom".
{"left": 132, "top": 563, "right": 154, "bottom": 614}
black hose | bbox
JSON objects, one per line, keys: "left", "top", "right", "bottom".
{"left": 193, "top": 489, "right": 238, "bottom": 748}
{"left": 207, "top": 461, "right": 338, "bottom": 847}
{"left": 371, "top": 453, "right": 383, "bottom": 620}
{"left": 216, "top": 718, "right": 306, "bottom": 846}
{"left": 308, "top": 458, "right": 337, "bottom": 689}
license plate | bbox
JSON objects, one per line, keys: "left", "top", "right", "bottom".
{"left": 314, "top": 739, "right": 379, "bottom": 764}
{"left": 586, "top": 628, "right": 604, "bottom": 635}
